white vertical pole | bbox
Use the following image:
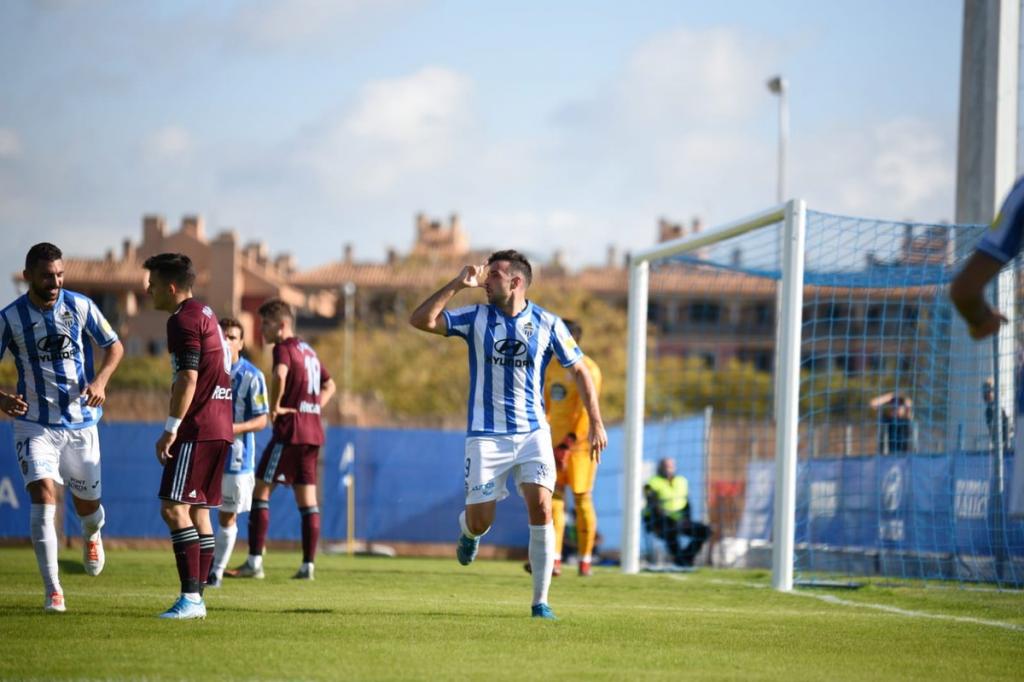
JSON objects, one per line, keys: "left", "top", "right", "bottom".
{"left": 771, "top": 199, "right": 806, "bottom": 592}
{"left": 622, "top": 259, "right": 650, "bottom": 574}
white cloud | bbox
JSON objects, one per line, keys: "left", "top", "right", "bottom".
{"left": 145, "top": 125, "right": 194, "bottom": 161}
{"left": 619, "top": 27, "right": 776, "bottom": 129}
{"left": 798, "top": 117, "right": 955, "bottom": 221}
{"left": 0, "top": 129, "right": 22, "bottom": 158}
{"left": 296, "top": 66, "right": 473, "bottom": 195}
{"left": 232, "top": 0, "right": 419, "bottom": 49}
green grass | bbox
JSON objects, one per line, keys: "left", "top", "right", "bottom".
{"left": 1, "top": 548, "right": 1022, "bottom": 681}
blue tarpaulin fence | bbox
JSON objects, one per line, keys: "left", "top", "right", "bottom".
{"left": 737, "top": 453, "right": 1024, "bottom": 584}
{"left": 0, "top": 417, "right": 707, "bottom": 551}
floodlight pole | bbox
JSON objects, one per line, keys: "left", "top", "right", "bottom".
{"left": 767, "top": 76, "right": 788, "bottom": 205}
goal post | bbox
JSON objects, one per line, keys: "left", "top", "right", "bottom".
{"left": 622, "top": 199, "right": 1024, "bottom": 590}
{"left": 622, "top": 200, "right": 805, "bottom": 589}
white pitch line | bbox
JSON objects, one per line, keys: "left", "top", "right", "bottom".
{"left": 707, "top": 578, "right": 1024, "bottom": 633}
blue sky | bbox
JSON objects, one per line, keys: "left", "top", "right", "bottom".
{"left": 0, "top": 0, "right": 967, "bottom": 287}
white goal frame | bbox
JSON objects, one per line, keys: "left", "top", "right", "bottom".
{"left": 622, "top": 200, "right": 807, "bottom": 591}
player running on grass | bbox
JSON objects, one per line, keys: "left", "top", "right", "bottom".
{"left": 0, "top": 242, "right": 124, "bottom": 613}
{"left": 206, "top": 317, "right": 269, "bottom": 588}
{"left": 409, "top": 249, "right": 606, "bottom": 620}
{"left": 950, "top": 175, "right": 1024, "bottom": 519}
{"left": 145, "top": 253, "right": 234, "bottom": 620}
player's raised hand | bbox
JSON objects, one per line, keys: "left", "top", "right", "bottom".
{"left": 0, "top": 392, "right": 28, "bottom": 417}
{"left": 589, "top": 422, "right": 608, "bottom": 464}
{"left": 968, "top": 307, "right": 1008, "bottom": 340}
{"left": 155, "top": 430, "right": 176, "bottom": 465}
{"left": 458, "top": 263, "right": 487, "bottom": 289}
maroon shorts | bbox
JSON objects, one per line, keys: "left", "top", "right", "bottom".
{"left": 158, "top": 439, "right": 231, "bottom": 507}
{"left": 256, "top": 441, "right": 319, "bottom": 486}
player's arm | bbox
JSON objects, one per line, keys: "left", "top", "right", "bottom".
{"left": 269, "top": 363, "right": 294, "bottom": 421}
{"left": 319, "top": 377, "right": 336, "bottom": 408}
{"left": 0, "top": 318, "right": 27, "bottom": 417}
{"left": 155, "top": 368, "right": 198, "bottom": 465}
{"left": 83, "top": 339, "right": 124, "bottom": 407}
{"left": 949, "top": 251, "right": 1008, "bottom": 340}
{"left": 408, "top": 263, "right": 486, "bottom": 335}
{"left": 569, "top": 360, "right": 607, "bottom": 462}
{"left": 233, "top": 413, "right": 268, "bottom": 436}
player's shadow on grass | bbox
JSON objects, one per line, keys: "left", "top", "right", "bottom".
{"left": 58, "top": 558, "right": 86, "bottom": 575}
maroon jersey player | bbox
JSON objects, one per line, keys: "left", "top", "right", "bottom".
{"left": 145, "top": 252, "right": 233, "bottom": 620}
{"left": 232, "top": 298, "right": 335, "bottom": 581}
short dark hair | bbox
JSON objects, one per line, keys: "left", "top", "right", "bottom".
{"left": 219, "top": 317, "right": 243, "bottom": 339}
{"left": 258, "top": 298, "right": 293, "bottom": 323}
{"left": 25, "top": 243, "right": 62, "bottom": 271}
{"left": 143, "top": 253, "right": 196, "bottom": 289}
{"left": 563, "top": 319, "right": 582, "bottom": 341}
{"left": 487, "top": 249, "right": 533, "bottom": 286}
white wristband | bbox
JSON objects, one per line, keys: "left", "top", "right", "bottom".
{"left": 164, "top": 417, "right": 182, "bottom": 434}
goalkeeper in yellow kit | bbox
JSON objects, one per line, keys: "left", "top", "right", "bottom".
{"left": 529, "top": 320, "right": 602, "bottom": 577}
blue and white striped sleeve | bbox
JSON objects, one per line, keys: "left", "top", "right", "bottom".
{"left": 0, "top": 313, "right": 9, "bottom": 361}
{"left": 249, "top": 368, "right": 269, "bottom": 416}
{"left": 551, "top": 317, "right": 583, "bottom": 368}
{"left": 977, "top": 177, "right": 1024, "bottom": 264}
{"left": 82, "top": 297, "right": 119, "bottom": 347}
{"left": 443, "top": 305, "right": 478, "bottom": 341}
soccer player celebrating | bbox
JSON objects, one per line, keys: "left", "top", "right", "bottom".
{"left": 950, "top": 175, "right": 1024, "bottom": 517}
{"left": 206, "top": 318, "right": 269, "bottom": 588}
{"left": 232, "top": 298, "right": 335, "bottom": 580}
{"left": 144, "top": 253, "right": 234, "bottom": 620}
{"left": 0, "top": 242, "right": 124, "bottom": 612}
{"left": 409, "top": 249, "right": 607, "bottom": 619}
{"left": 542, "top": 320, "right": 603, "bottom": 577}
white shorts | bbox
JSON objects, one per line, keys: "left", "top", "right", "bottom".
{"left": 221, "top": 471, "right": 255, "bottom": 514}
{"left": 464, "top": 429, "right": 556, "bottom": 505}
{"left": 1011, "top": 428, "right": 1024, "bottom": 518}
{"left": 12, "top": 421, "right": 102, "bottom": 500}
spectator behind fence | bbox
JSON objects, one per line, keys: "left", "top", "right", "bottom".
{"left": 982, "top": 379, "right": 1011, "bottom": 452}
{"left": 870, "top": 392, "right": 914, "bottom": 453}
{"left": 643, "top": 458, "right": 710, "bottom": 567}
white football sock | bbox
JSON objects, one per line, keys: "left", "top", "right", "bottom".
{"left": 79, "top": 505, "right": 105, "bottom": 539}
{"left": 458, "top": 511, "right": 489, "bottom": 539}
{"left": 212, "top": 523, "right": 238, "bottom": 578}
{"left": 30, "top": 504, "right": 60, "bottom": 594}
{"left": 528, "top": 523, "right": 555, "bottom": 606}
{"left": 248, "top": 553, "right": 263, "bottom": 570}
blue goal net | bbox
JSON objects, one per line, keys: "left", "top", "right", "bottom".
{"left": 642, "top": 209, "right": 1024, "bottom": 587}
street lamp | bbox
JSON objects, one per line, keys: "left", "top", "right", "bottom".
{"left": 766, "top": 75, "right": 788, "bottom": 204}
{"left": 767, "top": 75, "right": 789, "bottom": 424}
{"left": 342, "top": 281, "right": 356, "bottom": 406}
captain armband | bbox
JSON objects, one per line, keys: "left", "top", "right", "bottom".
{"left": 173, "top": 350, "right": 201, "bottom": 372}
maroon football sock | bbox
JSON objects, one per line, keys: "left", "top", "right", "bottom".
{"left": 198, "top": 534, "right": 215, "bottom": 594}
{"left": 248, "top": 500, "right": 270, "bottom": 556}
{"left": 170, "top": 526, "right": 201, "bottom": 594}
{"left": 300, "top": 506, "right": 320, "bottom": 563}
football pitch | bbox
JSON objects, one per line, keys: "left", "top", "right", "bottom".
{"left": 1, "top": 548, "right": 1021, "bottom": 681}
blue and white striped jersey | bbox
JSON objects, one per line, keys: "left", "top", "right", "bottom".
{"left": 226, "top": 356, "right": 269, "bottom": 474}
{"left": 0, "top": 289, "right": 119, "bottom": 429}
{"left": 977, "top": 176, "right": 1024, "bottom": 264}
{"left": 443, "top": 301, "right": 583, "bottom": 436}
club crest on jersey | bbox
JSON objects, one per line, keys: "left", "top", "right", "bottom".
{"left": 522, "top": 321, "right": 535, "bottom": 338}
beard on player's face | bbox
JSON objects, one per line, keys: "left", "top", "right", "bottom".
{"left": 25, "top": 262, "right": 62, "bottom": 304}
